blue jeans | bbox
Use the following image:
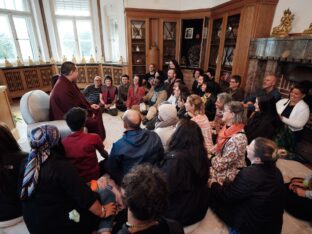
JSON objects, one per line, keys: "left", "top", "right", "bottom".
{"left": 97, "top": 187, "right": 116, "bottom": 232}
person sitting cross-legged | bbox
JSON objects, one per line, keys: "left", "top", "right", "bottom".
{"left": 62, "top": 107, "right": 108, "bottom": 183}
{"left": 108, "top": 109, "right": 164, "bottom": 185}
{"left": 142, "top": 75, "right": 168, "bottom": 126}
{"left": 83, "top": 76, "right": 103, "bottom": 105}
{"left": 116, "top": 74, "right": 130, "bottom": 112}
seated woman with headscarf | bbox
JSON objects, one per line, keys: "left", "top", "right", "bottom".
{"left": 154, "top": 103, "right": 179, "bottom": 151}
{"left": 20, "top": 125, "right": 117, "bottom": 234}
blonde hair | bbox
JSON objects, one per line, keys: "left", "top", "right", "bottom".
{"left": 188, "top": 94, "right": 204, "bottom": 115}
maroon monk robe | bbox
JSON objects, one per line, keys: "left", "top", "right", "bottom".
{"left": 49, "top": 75, "right": 106, "bottom": 140}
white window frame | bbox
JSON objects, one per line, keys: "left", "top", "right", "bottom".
{"left": 100, "top": 0, "right": 127, "bottom": 63}
{"left": 49, "top": 0, "right": 97, "bottom": 61}
{"left": 0, "top": 0, "right": 40, "bottom": 64}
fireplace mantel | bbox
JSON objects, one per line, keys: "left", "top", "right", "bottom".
{"left": 249, "top": 36, "right": 312, "bottom": 62}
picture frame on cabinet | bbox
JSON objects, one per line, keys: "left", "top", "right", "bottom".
{"left": 185, "top": 28, "right": 193, "bottom": 39}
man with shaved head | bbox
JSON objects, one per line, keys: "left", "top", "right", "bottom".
{"left": 108, "top": 110, "right": 164, "bottom": 185}
{"left": 244, "top": 74, "right": 281, "bottom": 111}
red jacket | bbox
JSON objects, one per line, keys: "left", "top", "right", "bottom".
{"left": 126, "top": 85, "right": 145, "bottom": 108}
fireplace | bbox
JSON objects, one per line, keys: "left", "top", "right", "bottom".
{"left": 245, "top": 36, "right": 312, "bottom": 162}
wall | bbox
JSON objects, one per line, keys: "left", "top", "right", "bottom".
{"left": 124, "top": 0, "right": 230, "bottom": 11}
{"left": 271, "top": 0, "right": 312, "bottom": 34}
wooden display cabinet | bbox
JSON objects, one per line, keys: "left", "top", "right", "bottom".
{"left": 127, "top": 18, "right": 149, "bottom": 79}
{"left": 159, "top": 19, "right": 180, "bottom": 69}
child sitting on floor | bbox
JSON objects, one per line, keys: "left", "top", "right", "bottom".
{"left": 62, "top": 107, "right": 108, "bottom": 182}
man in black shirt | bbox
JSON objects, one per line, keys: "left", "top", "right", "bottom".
{"left": 83, "top": 76, "right": 103, "bottom": 104}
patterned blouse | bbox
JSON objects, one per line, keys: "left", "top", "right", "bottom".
{"left": 209, "top": 132, "right": 247, "bottom": 185}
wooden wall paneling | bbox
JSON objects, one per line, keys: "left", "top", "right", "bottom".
{"left": 159, "top": 18, "right": 165, "bottom": 69}
{"left": 86, "top": 66, "right": 100, "bottom": 84}
{"left": 113, "top": 67, "right": 123, "bottom": 85}
{"left": 250, "top": 2, "right": 277, "bottom": 38}
{"left": 231, "top": 5, "right": 256, "bottom": 88}
{"left": 103, "top": 66, "right": 112, "bottom": 77}
{"left": 39, "top": 67, "right": 53, "bottom": 88}
{"left": 23, "top": 68, "right": 41, "bottom": 90}
{"left": 205, "top": 18, "right": 214, "bottom": 71}
{"left": 3, "top": 69, "right": 25, "bottom": 99}
{"left": 77, "top": 66, "right": 87, "bottom": 86}
{"left": 145, "top": 18, "right": 150, "bottom": 73}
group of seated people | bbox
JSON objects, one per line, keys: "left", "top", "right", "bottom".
{"left": 1, "top": 60, "right": 311, "bottom": 234}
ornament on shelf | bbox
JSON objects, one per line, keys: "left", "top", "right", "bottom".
{"left": 136, "top": 45, "right": 140, "bottom": 52}
{"left": 50, "top": 57, "right": 56, "bottom": 64}
{"left": 118, "top": 56, "right": 123, "bottom": 64}
{"left": 302, "top": 23, "right": 312, "bottom": 35}
{"left": 81, "top": 55, "right": 86, "bottom": 64}
{"left": 271, "top": 8, "right": 294, "bottom": 37}
{"left": 39, "top": 55, "right": 45, "bottom": 65}
{"left": 72, "top": 55, "right": 77, "bottom": 63}
{"left": 16, "top": 56, "right": 24, "bottom": 66}
{"left": 89, "top": 54, "right": 95, "bottom": 63}
{"left": 28, "top": 56, "right": 34, "bottom": 65}
{"left": 62, "top": 55, "right": 67, "bottom": 63}
{"left": 4, "top": 57, "right": 13, "bottom": 67}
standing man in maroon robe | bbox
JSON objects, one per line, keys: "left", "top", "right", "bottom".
{"left": 50, "top": 61, "right": 106, "bottom": 140}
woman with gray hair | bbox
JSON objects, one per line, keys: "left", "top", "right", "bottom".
{"left": 213, "top": 92, "right": 232, "bottom": 134}
{"left": 209, "top": 101, "right": 247, "bottom": 185}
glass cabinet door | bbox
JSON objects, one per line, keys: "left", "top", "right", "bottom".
{"left": 163, "top": 21, "right": 177, "bottom": 67}
{"left": 208, "top": 18, "right": 223, "bottom": 74}
{"left": 131, "top": 20, "right": 146, "bottom": 76}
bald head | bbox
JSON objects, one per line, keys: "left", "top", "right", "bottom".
{"left": 262, "top": 75, "right": 277, "bottom": 92}
{"left": 122, "top": 110, "right": 141, "bottom": 130}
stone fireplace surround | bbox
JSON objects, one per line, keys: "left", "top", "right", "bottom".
{"left": 244, "top": 36, "right": 312, "bottom": 162}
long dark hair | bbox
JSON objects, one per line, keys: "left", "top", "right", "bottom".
{"left": 168, "top": 119, "right": 209, "bottom": 180}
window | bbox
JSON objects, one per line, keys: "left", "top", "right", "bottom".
{"left": 52, "top": 0, "right": 95, "bottom": 60}
{"left": 0, "top": 0, "right": 39, "bottom": 64}
{"left": 109, "top": 17, "right": 120, "bottom": 62}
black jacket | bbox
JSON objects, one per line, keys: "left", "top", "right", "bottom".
{"left": 210, "top": 164, "right": 284, "bottom": 234}
{"left": 0, "top": 151, "right": 27, "bottom": 221}
{"left": 159, "top": 150, "right": 209, "bottom": 226}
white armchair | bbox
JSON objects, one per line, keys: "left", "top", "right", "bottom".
{"left": 20, "top": 90, "right": 72, "bottom": 140}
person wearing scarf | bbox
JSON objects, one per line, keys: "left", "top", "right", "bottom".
{"left": 209, "top": 101, "right": 247, "bottom": 185}
{"left": 20, "top": 125, "right": 116, "bottom": 234}
{"left": 154, "top": 103, "right": 179, "bottom": 151}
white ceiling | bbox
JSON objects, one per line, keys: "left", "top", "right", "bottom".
{"left": 124, "top": 0, "right": 231, "bottom": 11}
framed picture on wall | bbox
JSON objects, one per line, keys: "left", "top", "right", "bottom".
{"left": 184, "top": 28, "right": 193, "bottom": 39}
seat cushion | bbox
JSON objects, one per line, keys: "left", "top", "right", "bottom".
{"left": 20, "top": 90, "right": 50, "bottom": 124}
